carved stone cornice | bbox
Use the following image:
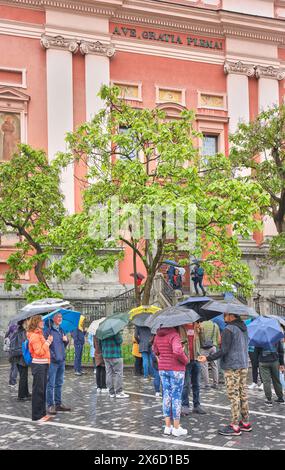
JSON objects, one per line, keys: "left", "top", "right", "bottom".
{"left": 40, "top": 34, "right": 79, "bottom": 53}
{"left": 255, "top": 65, "right": 285, "bottom": 81}
{"left": 79, "top": 40, "right": 115, "bottom": 57}
{"left": 224, "top": 60, "right": 255, "bottom": 77}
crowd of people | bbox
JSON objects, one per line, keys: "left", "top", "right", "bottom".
{"left": 5, "top": 309, "right": 285, "bottom": 437}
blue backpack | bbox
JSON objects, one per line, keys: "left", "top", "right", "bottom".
{"left": 22, "top": 339, "right": 32, "bottom": 366}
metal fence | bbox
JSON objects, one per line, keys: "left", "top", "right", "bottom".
{"left": 113, "top": 288, "right": 137, "bottom": 312}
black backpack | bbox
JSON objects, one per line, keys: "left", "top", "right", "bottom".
{"left": 9, "top": 329, "right": 26, "bottom": 359}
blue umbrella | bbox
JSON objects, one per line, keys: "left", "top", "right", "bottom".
{"left": 43, "top": 308, "right": 81, "bottom": 334}
{"left": 247, "top": 316, "right": 284, "bottom": 349}
{"left": 163, "top": 260, "right": 180, "bottom": 266}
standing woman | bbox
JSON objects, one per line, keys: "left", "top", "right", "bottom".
{"left": 27, "top": 315, "right": 53, "bottom": 422}
{"left": 94, "top": 335, "right": 107, "bottom": 392}
{"left": 153, "top": 327, "right": 189, "bottom": 436}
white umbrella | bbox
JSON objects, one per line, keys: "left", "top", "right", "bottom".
{"left": 87, "top": 317, "right": 106, "bottom": 335}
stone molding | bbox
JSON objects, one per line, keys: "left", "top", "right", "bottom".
{"left": 224, "top": 60, "right": 255, "bottom": 77}
{"left": 224, "top": 60, "right": 285, "bottom": 80}
{"left": 40, "top": 34, "right": 79, "bottom": 53}
{"left": 79, "top": 40, "right": 115, "bottom": 57}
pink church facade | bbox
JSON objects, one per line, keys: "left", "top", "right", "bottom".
{"left": 0, "top": 0, "right": 285, "bottom": 297}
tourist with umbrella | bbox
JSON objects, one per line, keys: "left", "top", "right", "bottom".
{"left": 88, "top": 318, "right": 106, "bottom": 381}
{"left": 248, "top": 316, "right": 285, "bottom": 406}
{"left": 96, "top": 312, "right": 129, "bottom": 399}
{"left": 152, "top": 323, "right": 189, "bottom": 437}
{"left": 198, "top": 308, "right": 253, "bottom": 437}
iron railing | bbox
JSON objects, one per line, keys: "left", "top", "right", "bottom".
{"left": 161, "top": 277, "right": 174, "bottom": 305}
{"left": 268, "top": 299, "right": 285, "bottom": 317}
{"left": 113, "top": 288, "right": 136, "bottom": 312}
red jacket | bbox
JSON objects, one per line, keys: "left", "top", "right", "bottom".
{"left": 153, "top": 328, "right": 189, "bottom": 371}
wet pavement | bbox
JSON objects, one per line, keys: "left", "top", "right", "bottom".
{"left": 0, "top": 363, "right": 284, "bottom": 450}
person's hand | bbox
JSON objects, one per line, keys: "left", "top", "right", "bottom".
{"left": 198, "top": 355, "right": 207, "bottom": 363}
{"left": 63, "top": 335, "right": 68, "bottom": 342}
{"left": 48, "top": 335, "right": 53, "bottom": 343}
{"left": 280, "top": 365, "right": 285, "bottom": 373}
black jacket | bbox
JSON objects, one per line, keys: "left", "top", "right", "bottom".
{"left": 256, "top": 341, "right": 284, "bottom": 365}
{"left": 208, "top": 319, "right": 247, "bottom": 363}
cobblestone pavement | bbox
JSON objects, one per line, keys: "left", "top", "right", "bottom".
{"left": 0, "top": 364, "right": 284, "bottom": 450}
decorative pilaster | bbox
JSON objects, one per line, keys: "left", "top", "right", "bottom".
{"left": 40, "top": 34, "right": 79, "bottom": 53}
{"left": 79, "top": 40, "right": 115, "bottom": 57}
{"left": 224, "top": 60, "right": 255, "bottom": 77}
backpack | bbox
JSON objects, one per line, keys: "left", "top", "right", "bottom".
{"left": 9, "top": 329, "right": 24, "bottom": 359}
{"left": 22, "top": 339, "right": 32, "bottom": 366}
{"left": 197, "top": 267, "right": 204, "bottom": 277}
{"left": 3, "top": 337, "right": 11, "bottom": 352}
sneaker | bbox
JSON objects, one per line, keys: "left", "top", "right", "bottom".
{"left": 55, "top": 404, "right": 71, "bottom": 412}
{"left": 172, "top": 426, "right": 188, "bottom": 437}
{"left": 155, "top": 392, "right": 160, "bottom": 398}
{"left": 181, "top": 406, "right": 191, "bottom": 416}
{"left": 9, "top": 384, "right": 17, "bottom": 389}
{"left": 164, "top": 425, "right": 173, "bottom": 435}
{"left": 36, "top": 415, "right": 52, "bottom": 423}
{"left": 258, "top": 384, "right": 264, "bottom": 391}
{"left": 275, "top": 398, "right": 285, "bottom": 405}
{"left": 101, "top": 388, "right": 108, "bottom": 393}
{"left": 97, "top": 388, "right": 102, "bottom": 393}
{"left": 47, "top": 406, "right": 57, "bottom": 415}
{"left": 109, "top": 393, "right": 116, "bottom": 398}
{"left": 193, "top": 406, "right": 206, "bottom": 415}
{"left": 116, "top": 392, "right": 129, "bottom": 399}
{"left": 248, "top": 383, "right": 258, "bottom": 390}
{"left": 265, "top": 400, "right": 273, "bottom": 406}
{"left": 203, "top": 385, "right": 211, "bottom": 390}
{"left": 80, "top": 371, "right": 86, "bottom": 375}
{"left": 218, "top": 425, "right": 241, "bottom": 436}
{"left": 239, "top": 421, "right": 252, "bottom": 432}
{"left": 17, "top": 396, "right": 31, "bottom": 402}
{"left": 74, "top": 372, "right": 82, "bottom": 376}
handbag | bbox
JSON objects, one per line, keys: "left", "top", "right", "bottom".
{"left": 201, "top": 324, "right": 216, "bottom": 350}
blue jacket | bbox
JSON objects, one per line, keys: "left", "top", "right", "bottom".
{"left": 44, "top": 325, "right": 68, "bottom": 363}
{"left": 72, "top": 328, "right": 86, "bottom": 346}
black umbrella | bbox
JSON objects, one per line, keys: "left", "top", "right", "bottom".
{"left": 130, "top": 313, "right": 152, "bottom": 327}
{"left": 144, "top": 306, "right": 200, "bottom": 334}
{"left": 200, "top": 299, "right": 258, "bottom": 321}
{"left": 178, "top": 296, "right": 213, "bottom": 315}
{"left": 11, "top": 298, "right": 71, "bottom": 324}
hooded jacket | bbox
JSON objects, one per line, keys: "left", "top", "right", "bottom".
{"left": 207, "top": 318, "right": 249, "bottom": 371}
{"left": 152, "top": 328, "right": 189, "bottom": 371}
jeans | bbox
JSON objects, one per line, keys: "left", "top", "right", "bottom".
{"left": 47, "top": 361, "right": 65, "bottom": 407}
{"left": 96, "top": 365, "right": 106, "bottom": 389}
{"left": 31, "top": 363, "right": 49, "bottom": 421}
{"left": 9, "top": 362, "right": 18, "bottom": 385}
{"left": 74, "top": 343, "right": 84, "bottom": 373}
{"left": 159, "top": 370, "right": 185, "bottom": 420}
{"left": 193, "top": 278, "right": 206, "bottom": 295}
{"left": 134, "top": 357, "right": 143, "bottom": 376}
{"left": 259, "top": 361, "right": 283, "bottom": 401}
{"left": 141, "top": 351, "right": 154, "bottom": 378}
{"left": 182, "top": 361, "right": 201, "bottom": 408}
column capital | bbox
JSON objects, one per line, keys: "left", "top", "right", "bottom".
{"left": 224, "top": 60, "right": 255, "bottom": 77}
{"left": 79, "top": 40, "right": 115, "bottom": 57}
{"left": 40, "top": 34, "right": 79, "bottom": 53}
{"left": 255, "top": 65, "right": 285, "bottom": 81}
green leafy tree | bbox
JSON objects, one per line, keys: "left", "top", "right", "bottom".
{"left": 230, "top": 105, "right": 285, "bottom": 263}
{"left": 0, "top": 144, "right": 65, "bottom": 299}
{"left": 51, "top": 86, "right": 268, "bottom": 304}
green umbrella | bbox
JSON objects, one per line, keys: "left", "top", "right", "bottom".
{"left": 96, "top": 312, "right": 129, "bottom": 340}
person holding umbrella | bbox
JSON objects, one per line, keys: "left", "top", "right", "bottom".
{"left": 135, "top": 325, "right": 154, "bottom": 380}
{"left": 198, "top": 311, "right": 251, "bottom": 437}
{"left": 72, "top": 315, "right": 87, "bottom": 376}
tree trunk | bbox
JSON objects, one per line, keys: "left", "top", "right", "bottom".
{"left": 34, "top": 255, "right": 49, "bottom": 287}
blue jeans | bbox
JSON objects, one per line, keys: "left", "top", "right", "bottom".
{"left": 9, "top": 362, "right": 18, "bottom": 385}
{"left": 47, "top": 361, "right": 65, "bottom": 407}
{"left": 74, "top": 343, "right": 84, "bottom": 373}
{"left": 182, "top": 361, "right": 201, "bottom": 408}
{"left": 151, "top": 353, "right": 160, "bottom": 393}
{"left": 159, "top": 371, "right": 185, "bottom": 420}
{"left": 141, "top": 351, "right": 154, "bottom": 378}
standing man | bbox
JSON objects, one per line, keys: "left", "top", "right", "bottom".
{"left": 191, "top": 263, "right": 206, "bottom": 296}
{"left": 199, "top": 312, "right": 251, "bottom": 436}
{"left": 135, "top": 326, "right": 153, "bottom": 380}
{"left": 101, "top": 332, "right": 129, "bottom": 399}
{"left": 72, "top": 315, "right": 87, "bottom": 376}
{"left": 256, "top": 340, "right": 284, "bottom": 406}
{"left": 200, "top": 320, "right": 220, "bottom": 390}
{"left": 44, "top": 313, "right": 71, "bottom": 415}
{"left": 180, "top": 322, "right": 206, "bottom": 416}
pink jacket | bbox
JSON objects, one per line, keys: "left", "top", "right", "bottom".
{"left": 153, "top": 328, "right": 189, "bottom": 371}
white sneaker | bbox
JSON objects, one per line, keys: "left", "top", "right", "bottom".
{"left": 109, "top": 393, "right": 116, "bottom": 398}
{"left": 172, "top": 426, "right": 188, "bottom": 437}
{"left": 164, "top": 426, "right": 173, "bottom": 435}
{"left": 101, "top": 388, "right": 108, "bottom": 393}
{"left": 97, "top": 388, "right": 102, "bottom": 393}
{"left": 248, "top": 383, "right": 258, "bottom": 390}
{"left": 258, "top": 384, "right": 264, "bottom": 391}
{"left": 116, "top": 392, "right": 129, "bottom": 399}
{"left": 155, "top": 392, "right": 160, "bottom": 398}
